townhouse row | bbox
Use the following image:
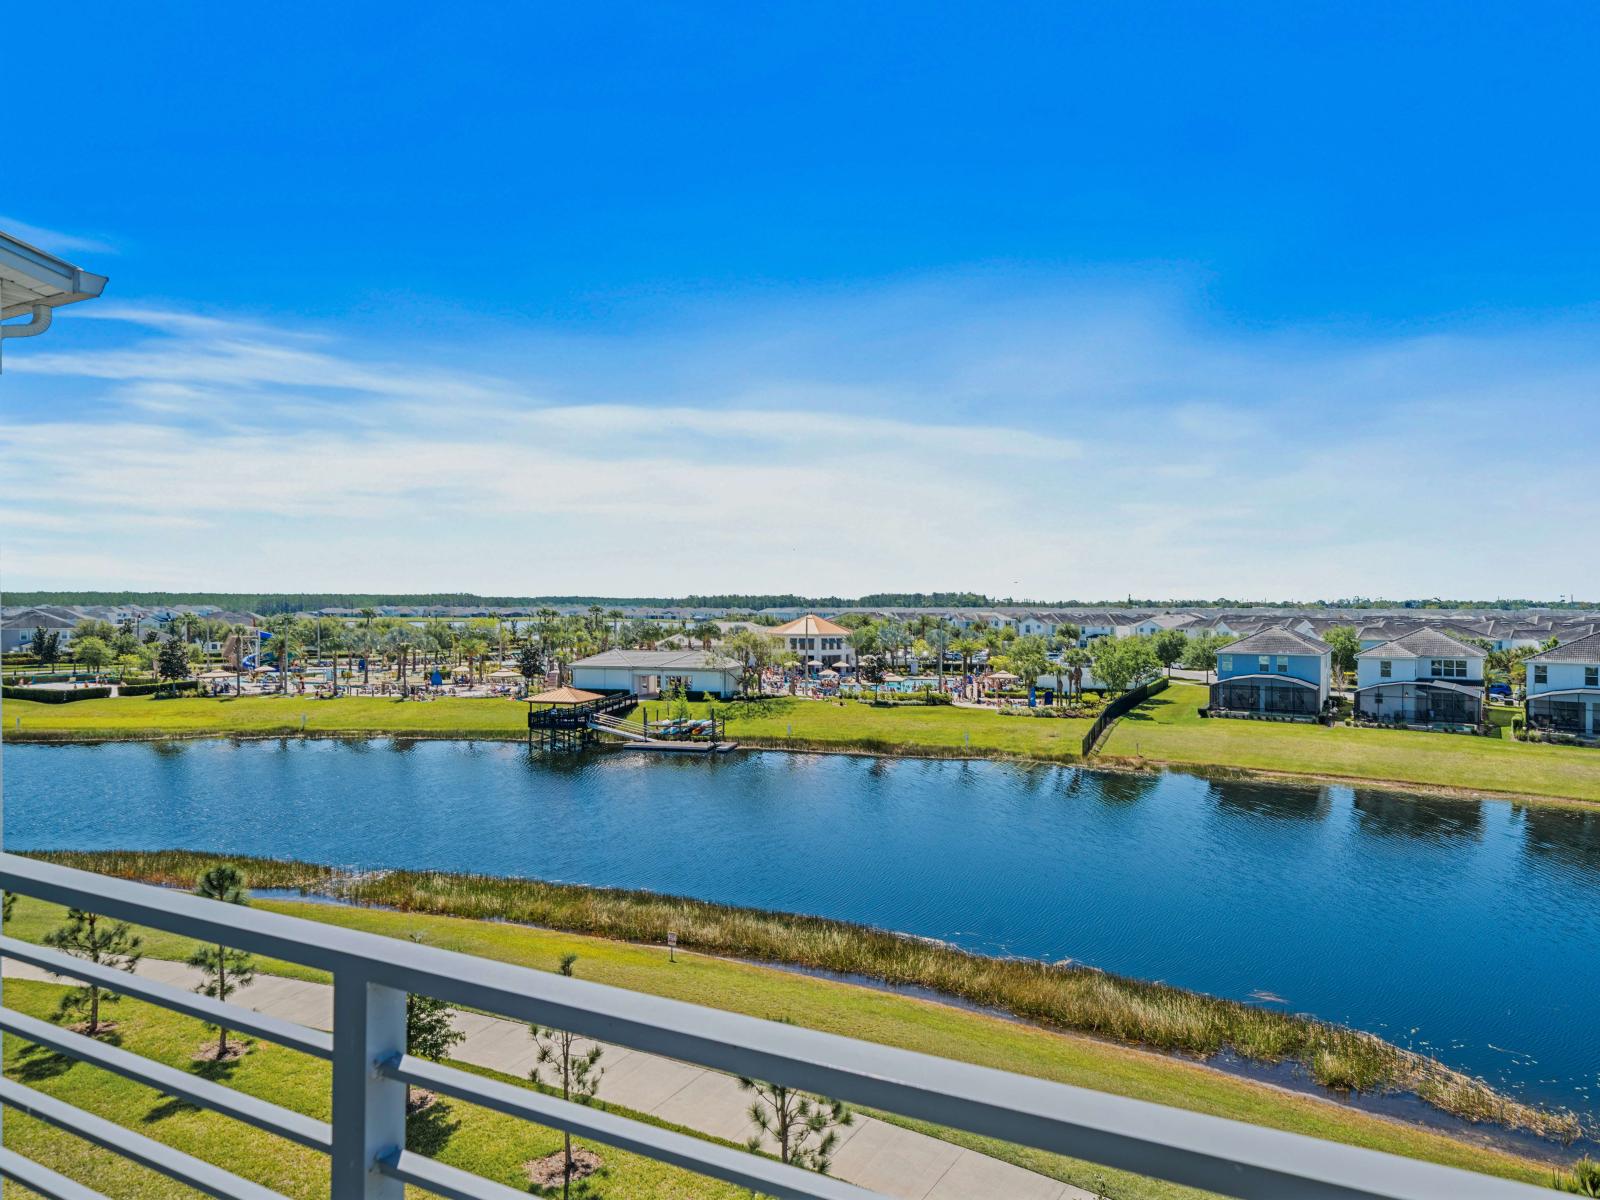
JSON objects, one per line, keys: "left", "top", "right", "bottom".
{"left": 1208, "top": 626, "right": 1600, "bottom": 740}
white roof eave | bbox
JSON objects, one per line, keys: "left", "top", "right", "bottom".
{"left": 0, "top": 231, "right": 109, "bottom": 319}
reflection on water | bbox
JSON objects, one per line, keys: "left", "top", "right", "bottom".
{"left": 5, "top": 740, "right": 1599, "bottom": 1116}
{"left": 1082, "top": 769, "right": 1161, "bottom": 806}
{"left": 1352, "top": 789, "right": 1484, "bottom": 840}
{"left": 1209, "top": 778, "right": 1331, "bottom": 822}
{"left": 1519, "top": 804, "right": 1600, "bottom": 878}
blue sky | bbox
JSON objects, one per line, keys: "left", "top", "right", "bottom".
{"left": 4, "top": 2, "right": 1597, "bottom": 599}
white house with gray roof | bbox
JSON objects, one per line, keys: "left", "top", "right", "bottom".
{"left": 1524, "top": 631, "right": 1600, "bottom": 741}
{"left": 569, "top": 649, "right": 743, "bottom": 699}
{"left": 1355, "top": 629, "right": 1485, "bottom": 728}
{"left": 1209, "top": 627, "right": 1331, "bottom": 718}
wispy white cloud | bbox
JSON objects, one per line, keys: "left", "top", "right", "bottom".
{"left": 0, "top": 215, "right": 118, "bottom": 256}
{"left": 2, "top": 283, "right": 1596, "bottom": 599}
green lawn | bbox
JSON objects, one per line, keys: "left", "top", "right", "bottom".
{"left": 1104, "top": 683, "right": 1600, "bottom": 803}
{"left": 5, "top": 692, "right": 1099, "bottom": 762}
{"left": 2, "top": 978, "right": 749, "bottom": 1200}
{"left": 685, "top": 695, "right": 1095, "bottom": 761}
{"left": 4, "top": 693, "right": 530, "bottom": 741}
{"left": 5, "top": 894, "right": 1565, "bottom": 1197}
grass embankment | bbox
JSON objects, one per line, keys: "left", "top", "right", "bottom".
{"left": 3, "top": 693, "right": 530, "bottom": 741}
{"left": 4, "top": 691, "right": 1098, "bottom": 762}
{"left": 2, "top": 978, "right": 748, "bottom": 1200}
{"left": 1103, "top": 684, "right": 1600, "bottom": 804}
{"left": 30, "top": 850, "right": 1580, "bottom": 1155}
{"left": 682, "top": 695, "right": 1095, "bottom": 761}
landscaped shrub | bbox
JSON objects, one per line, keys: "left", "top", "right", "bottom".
{"left": 118, "top": 679, "right": 199, "bottom": 697}
{"left": 2, "top": 685, "right": 113, "bottom": 704}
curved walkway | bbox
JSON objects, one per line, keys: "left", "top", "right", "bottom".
{"left": 5, "top": 958, "right": 1089, "bottom": 1200}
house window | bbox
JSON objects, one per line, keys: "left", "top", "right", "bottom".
{"left": 1257, "top": 655, "right": 1270, "bottom": 672}
{"left": 1379, "top": 660, "right": 1392, "bottom": 678}
{"left": 1219, "top": 656, "right": 1233, "bottom": 673}
{"left": 1587, "top": 667, "right": 1598, "bottom": 688}
{"left": 1430, "top": 659, "right": 1466, "bottom": 679}
{"left": 1534, "top": 665, "right": 1548, "bottom": 685}
{"left": 1276, "top": 656, "right": 1289, "bottom": 674}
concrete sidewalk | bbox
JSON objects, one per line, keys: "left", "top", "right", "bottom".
{"left": 6, "top": 958, "right": 1091, "bottom": 1199}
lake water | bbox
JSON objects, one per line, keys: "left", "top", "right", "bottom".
{"left": 6, "top": 739, "right": 1599, "bottom": 1117}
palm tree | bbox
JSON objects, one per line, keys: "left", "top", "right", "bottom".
{"left": 1063, "top": 647, "right": 1091, "bottom": 698}
{"left": 322, "top": 621, "right": 345, "bottom": 696}
{"left": 691, "top": 621, "right": 720, "bottom": 651}
{"left": 848, "top": 625, "right": 880, "bottom": 674}
{"left": 348, "top": 627, "right": 376, "bottom": 686}
{"left": 460, "top": 635, "right": 491, "bottom": 680}
{"left": 536, "top": 608, "right": 559, "bottom": 648}
{"left": 386, "top": 626, "right": 415, "bottom": 685}
{"left": 264, "top": 615, "right": 299, "bottom": 692}
{"left": 226, "top": 623, "right": 254, "bottom": 693}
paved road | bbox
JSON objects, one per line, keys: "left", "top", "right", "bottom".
{"left": 6, "top": 958, "right": 1090, "bottom": 1200}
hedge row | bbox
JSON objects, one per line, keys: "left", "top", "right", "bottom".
{"left": 2, "top": 685, "right": 114, "bottom": 704}
{"left": 118, "top": 679, "right": 199, "bottom": 697}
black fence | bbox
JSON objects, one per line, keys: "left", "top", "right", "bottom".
{"left": 1081, "top": 676, "right": 1169, "bottom": 756}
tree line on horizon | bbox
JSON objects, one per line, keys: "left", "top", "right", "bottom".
{"left": 8, "top": 591, "right": 1595, "bottom": 614}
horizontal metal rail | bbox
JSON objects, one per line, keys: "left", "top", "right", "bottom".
{"left": 0, "top": 851, "right": 1558, "bottom": 1200}
{"left": 0, "top": 1077, "right": 289, "bottom": 1200}
{"left": 0, "top": 1147, "right": 114, "bottom": 1200}
{"left": 385, "top": 1053, "right": 879, "bottom": 1200}
{"left": 0, "top": 934, "right": 333, "bottom": 1059}
{"left": 377, "top": 1148, "right": 535, "bottom": 1200}
{"left": 0, "top": 1006, "right": 331, "bottom": 1152}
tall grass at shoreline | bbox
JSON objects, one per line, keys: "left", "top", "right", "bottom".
{"left": 29, "top": 847, "right": 1582, "bottom": 1142}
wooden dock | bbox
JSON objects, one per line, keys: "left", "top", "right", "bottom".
{"left": 620, "top": 739, "right": 740, "bottom": 754}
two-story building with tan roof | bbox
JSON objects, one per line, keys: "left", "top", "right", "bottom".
{"left": 765, "top": 614, "right": 855, "bottom": 669}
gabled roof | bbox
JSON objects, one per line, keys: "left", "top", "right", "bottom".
{"left": 572, "top": 649, "right": 741, "bottom": 671}
{"left": 2, "top": 607, "right": 79, "bottom": 629}
{"left": 1527, "top": 629, "right": 1600, "bottom": 664}
{"left": 1358, "top": 628, "right": 1485, "bottom": 659}
{"left": 1223, "top": 626, "right": 1331, "bottom": 656}
{"left": 1147, "top": 613, "right": 1199, "bottom": 630}
{"left": 768, "top": 614, "right": 850, "bottom": 637}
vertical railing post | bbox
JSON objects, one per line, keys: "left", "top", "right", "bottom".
{"left": 331, "top": 971, "right": 406, "bottom": 1199}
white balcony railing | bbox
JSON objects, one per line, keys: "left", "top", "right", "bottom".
{"left": 0, "top": 852, "right": 1552, "bottom": 1200}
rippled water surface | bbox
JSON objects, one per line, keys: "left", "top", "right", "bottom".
{"left": 7, "top": 740, "right": 1600, "bottom": 1114}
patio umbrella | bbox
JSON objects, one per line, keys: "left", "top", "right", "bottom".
{"left": 807, "top": 659, "right": 824, "bottom": 667}
{"left": 488, "top": 668, "right": 523, "bottom": 679}
{"left": 819, "top": 669, "right": 840, "bottom": 678}
{"left": 990, "top": 671, "right": 1019, "bottom": 682}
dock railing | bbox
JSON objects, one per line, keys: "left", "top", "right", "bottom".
{"left": 0, "top": 851, "right": 1551, "bottom": 1200}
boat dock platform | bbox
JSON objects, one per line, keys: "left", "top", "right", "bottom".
{"left": 621, "top": 739, "right": 741, "bottom": 754}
